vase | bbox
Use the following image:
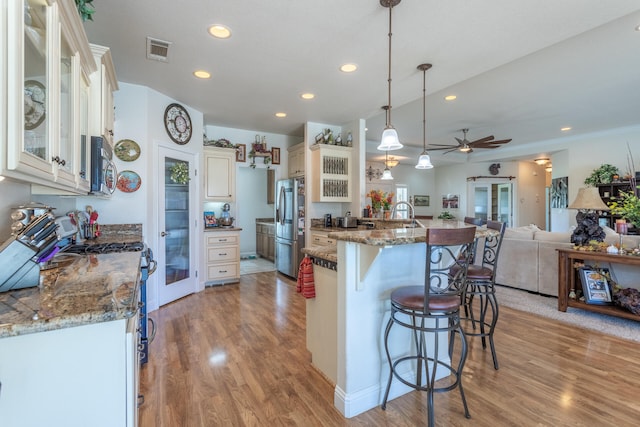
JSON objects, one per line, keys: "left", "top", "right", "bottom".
{"left": 384, "top": 210, "right": 391, "bottom": 220}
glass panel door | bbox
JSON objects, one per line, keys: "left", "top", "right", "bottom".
{"left": 158, "top": 147, "right": 197, "bottom": 306}
{"left": 58, "top": 34, "right": 73, "bottom": 175}
{"left": 164, "top": 156, "right": 190, "bottom": 284}
{"left": 23, "top": 0, "right": 48, "bottom": 162}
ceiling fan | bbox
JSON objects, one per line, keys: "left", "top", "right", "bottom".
{"left": 428, "top": 128, "right": 512, "bottom": 154}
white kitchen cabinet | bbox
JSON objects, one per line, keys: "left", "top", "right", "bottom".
{"left": 310, "top": 144, "right": 352, "bottom": 202}
{"left": 2, "top": 0, "right": 97, "bottom": 193}
{"left": 204, "top": 230, "right": 240, "bottom": 285}
{"left": 0, "top": 316, "right": 140, "bottom": 427}
{"left": 89, "top": 43, "right": 118, "bottom": 145}
{"left": 204, "top": 147, "right": 236, "bottom": 201}
{"left": 287, "top": 142, "right": 305, "bottom": 178}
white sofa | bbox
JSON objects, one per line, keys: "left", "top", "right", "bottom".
{"left": 494, "top": 225, "right": 640, "bottom": 297}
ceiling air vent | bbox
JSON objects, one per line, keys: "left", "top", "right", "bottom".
{"left": 146, "top": 37, "right": 171, "bottom": 62}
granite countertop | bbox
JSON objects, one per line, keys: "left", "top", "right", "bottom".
{"left": 204, "top": 227, "right": 243, "bottom": 232}
{"left": 0, "top": 252, "right": 141, "bottom": 338}
{"left": 305, "top": 220, "right": 498, "bottom": 264}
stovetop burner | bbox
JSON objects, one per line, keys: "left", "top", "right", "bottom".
{"left": 63, "top": 241, "right": 145, "bottom": 254}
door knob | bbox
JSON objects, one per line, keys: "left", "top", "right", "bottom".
{"left": 160, "top": 231, "right": 170, "bottom": 237}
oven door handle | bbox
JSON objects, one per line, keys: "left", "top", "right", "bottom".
{"left": 148, "top": 317, "right": 156, "bottom": 343}
{"left": 147, "top": 259, "right": 157, "bottom": 276}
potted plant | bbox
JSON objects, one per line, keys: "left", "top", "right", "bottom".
{"left": 608, "top": 190, "right": 640, "bottom": 229}
{"left": 438, "top": 211, "right": 455, "bottom": 220}
{"left": 75, "top": 0, "right": 95, "bottom": 21}
{"left": 584, "top": 164, "right": 620, "bottom": 186}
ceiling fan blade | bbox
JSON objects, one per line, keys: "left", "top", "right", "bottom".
{"left": 454, "top": 137, "right": 465, "bottom": 145}
{"left": 428, "top": 143, "right": 459, "bottom": 147}
{"left": 427, "top": 146, "right": 458, "bottom": 151}
{"left": 487, "top": 138, "right": 512, "bottom": 144}
{"left": 442, "top": 148, "right": 460, "bottom": 155}
{"left": 469, "top": 135, "right": 494, "bottom": 145}
{"left": 471, "top": 145, "right": 501, "bottom": 149}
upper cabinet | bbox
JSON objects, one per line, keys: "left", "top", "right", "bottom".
{"left": 89, "top": 44, "right": 118, "bottom": 146}
{"left": 310, "top": 144, "right": 352, "bottom": 202}
{"left": 1, "top": 0, "right": 99, "bottom": 194}
{"left": 204, "top": 147, "right": 236, "bottom": 202}
{"left": 287, "top": 142, "right": 305, "bottom": 178}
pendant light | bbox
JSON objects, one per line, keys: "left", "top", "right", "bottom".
{"left": 377, "top": 0, "right": 403, "bottom": 151}
{"left": 415, "top": 63, "right": 434, "bottom": 169}
{"left": 381, "top": 151, "right": 394, "bottom": 180}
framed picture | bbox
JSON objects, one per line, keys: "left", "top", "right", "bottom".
{"left": 271, "top": 147, "right": 281, "bottom": 165}
{"left": 442, "top": 194, "right": 459, "bottom": 209}
{"left": 414, "top": 195, "right": 430, "bottom": 207}
{"left": 236, "top": 144, "right": 246, "bottom": 162}
{"left": 579, "top": 267, "right": 612, "bottom": 304}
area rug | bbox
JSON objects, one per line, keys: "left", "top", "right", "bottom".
{"left": 240, "top": 257, "right": 276, "bottom": 275}
{"left": 496, "top": 285, "right": 640, "bottom": 343}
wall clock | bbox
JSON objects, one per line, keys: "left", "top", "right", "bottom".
{"left": 164, "top": 103, "right": 192, "bottom": 145}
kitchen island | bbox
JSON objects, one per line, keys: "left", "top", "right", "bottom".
{"left": 0, "top": 252, "right": 142, "bottom": 427}
{"left": 302, "top": 220, "right": 495, "bottom": 418}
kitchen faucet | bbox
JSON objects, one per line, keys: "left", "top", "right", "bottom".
{"left": 391, "top": 201, "right": 415, "bottom": 225}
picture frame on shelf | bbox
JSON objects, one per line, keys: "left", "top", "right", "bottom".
{"left": 579, "top": 267, "right": 613, "bottom": 304}
{"left": 236, "top": 144, "right": 246, "bottom": 162}
{"left": 414, "top": 195, "right": 430, "bottom": 207}
{"left": 271, "top": 147, "right": 281, "bottom": 165}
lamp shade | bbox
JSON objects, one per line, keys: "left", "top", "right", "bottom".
{"left": 568, "top": 187, "right": 610, "bottom": 211}
{"left": 378, "top": 127, "right": 402, "bottom": 151}
{"left": 415, "top": 153, "right": 433, "bottom": 169}
{"left": 381, "top": 167, "right": 394, "bottom": 180}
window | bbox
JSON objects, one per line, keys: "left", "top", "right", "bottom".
{"left": 395, "top": 185, "right": 408, "bottom": 219}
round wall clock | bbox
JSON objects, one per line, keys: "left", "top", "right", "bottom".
{"left": 164, "top": 103, "right": 192, "bottom": 145}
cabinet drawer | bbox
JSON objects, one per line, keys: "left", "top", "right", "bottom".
{"left": 207, "top": 245, "right": 238, "bottom": 262}
{"left": 311, "top": 233, "right": 335, "bottom": 246}
{"left": 206, "top": 234, "right": 239, "bottom": 245}
{"left": 206, "top": 262, "right": 239, "bottom": 280}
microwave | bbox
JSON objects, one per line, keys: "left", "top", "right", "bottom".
{"left": 90, "top": 136, "right": 117, "bottom": 196}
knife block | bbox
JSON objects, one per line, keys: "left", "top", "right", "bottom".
{"left": 0, "top": 237, "right": 40, "bottom": 293}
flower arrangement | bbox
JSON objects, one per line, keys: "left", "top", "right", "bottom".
{"left": 608, "top": 190, "right": 640, "bottom": 228}
{"left": 368, "top": 190, "right": 394, "bottom": 212}
{"left": 169, "top": 162, "right": 190, "bottom": 185}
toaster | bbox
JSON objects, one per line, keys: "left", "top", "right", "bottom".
{"left": 337, "top": 216, "right": 358, "bottom": 228}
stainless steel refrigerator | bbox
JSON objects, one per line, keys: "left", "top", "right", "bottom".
{"left": 275, "top": 178, "right": 305, "bottom": 278}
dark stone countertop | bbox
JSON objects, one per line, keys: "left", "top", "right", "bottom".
{"left": 0, "top": 252, "right": 141, "bottom": 338}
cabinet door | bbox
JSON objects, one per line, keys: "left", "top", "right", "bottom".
{"left": 310, "top": 145, "right": 352, "bottom": 202}
{"left": 204, "top": 148, "right": 236, "bottom": 201}
{"left": 6, "top": 0, "right": 54, "bottom": 179}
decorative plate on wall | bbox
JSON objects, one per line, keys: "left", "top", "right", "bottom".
{"left": 116, "top": 170, "right": 142, "bottom": 193}
{"left": 24, "top": 80, "right": 46, "bottom": 130}
{"left": 114, "top": 139, "right": 141, "bottom": 162}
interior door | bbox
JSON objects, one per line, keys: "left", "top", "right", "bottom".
{"left": 158, "top": 147, "right": 197, "bottom": 305}
{"left": 468, "top": 181, "right": 513, "bottom": 227}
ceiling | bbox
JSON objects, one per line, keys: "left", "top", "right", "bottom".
{"left": 82, "top": 0, "right": 640, "bottom": 166}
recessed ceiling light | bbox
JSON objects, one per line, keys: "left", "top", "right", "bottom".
{"left": 300, "top": 93, "right": 315, "bottom": 100}
{"left": 193, "top": 70, "right": 211, "bottom": 79}
{"left": 635, "top": 24, "right": 640, "bottom": 31}
{"left": 561, "top": 127, "right": 572, "bottom": 132}
{"left": 340, "top": 63, "right": 358, "bottom": 73}
{"left": 444, "top": 95, "right": 457, "bottom": 101}
{"left": 275, "top": 112, "right": 287, "bottom": 118}
{"left": 208, "top": 24, "right": 231, "bottom": 39}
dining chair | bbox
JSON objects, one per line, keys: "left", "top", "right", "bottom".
{"left": 381, "top": 226, "right": 476, "bottom": 427}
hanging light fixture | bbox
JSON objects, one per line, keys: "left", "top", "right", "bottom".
{"left": 381, "top": 151, "right": 394, "bottom": 180}
{"left": 415, "top": 63, "right": 434, "bottom": 169}
{"left": 377, "top": 0, "right": 403, "bottom": 151}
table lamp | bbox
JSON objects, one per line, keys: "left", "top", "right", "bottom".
{"left": 568, "top": 187, "right": 610, "bottom": 245}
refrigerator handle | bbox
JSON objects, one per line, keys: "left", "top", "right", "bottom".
{"left": 277, "top": 184, "right": 286, "bottom": 225}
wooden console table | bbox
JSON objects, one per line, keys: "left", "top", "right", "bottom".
{"left": 557, "top": 248, "right": 640, "bottom": 322}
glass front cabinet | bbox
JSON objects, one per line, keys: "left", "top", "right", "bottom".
{"left": 3, "top": 0, "right": 96, "bottom": 193}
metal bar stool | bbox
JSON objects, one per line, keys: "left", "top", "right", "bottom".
{"left": 461, "top": 220, "right": 506, "bottom": 370}
{"left": 381, "top": 226, "right": 476, "bottom": 427}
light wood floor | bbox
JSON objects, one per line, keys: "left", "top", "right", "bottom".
{"left": 139, "top": 271, "right": 640, "bottom": 427}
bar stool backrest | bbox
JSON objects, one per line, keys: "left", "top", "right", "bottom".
{"left": 480, "top": 220, "right": 507, "bottom": 272}
{"left": 424, "top": 227, "right": 476, "bottom": 311}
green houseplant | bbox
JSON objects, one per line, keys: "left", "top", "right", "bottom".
{"left": 75, "top": 0, "right": 96, "bottom": 21}
{"left": 608, "top": 191, "right": 640, "bottom": 228}
{"left": 584, "top": 164, "right": 620, "bottom": 186}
